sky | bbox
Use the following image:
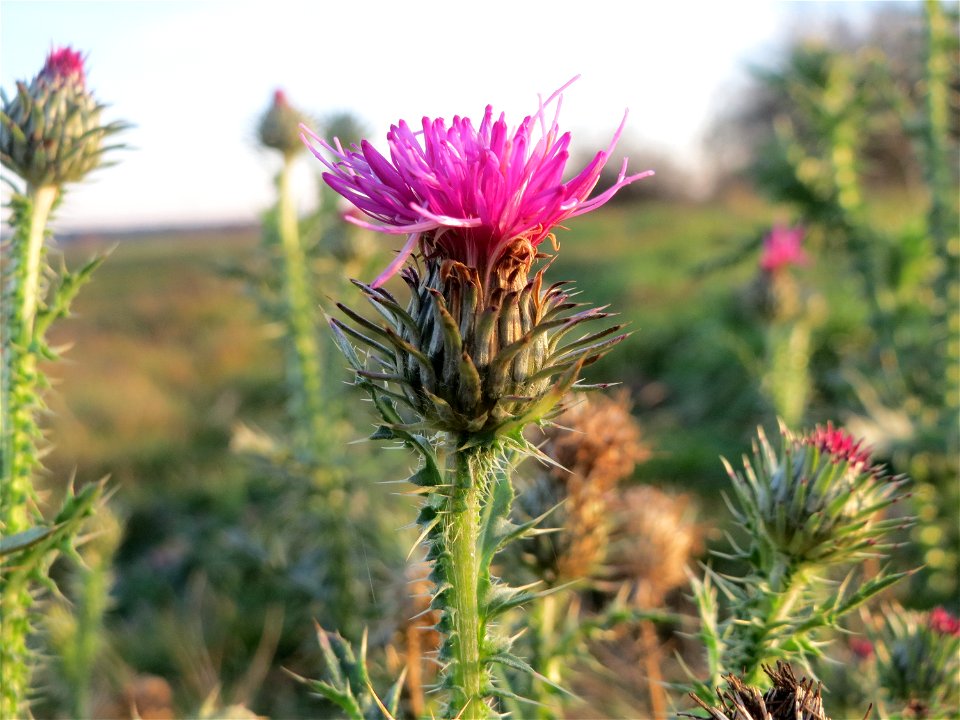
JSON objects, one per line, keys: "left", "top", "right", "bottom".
{"left": 1, "top": 0, "right": 881, "bottom": 231}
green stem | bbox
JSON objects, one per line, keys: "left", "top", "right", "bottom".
{"left": 21, "top": 185, "right": 59, "bottom": 331}
{"left": 532, "top": 593, "right": 560, "bottom": 720}
{"left": 1, "top": 183, "right": 58, "bottom": 720}
{"left": 742, "top": 557, "right": 805, "bottom": 686}
{"left": 446, "top": 443, "right": 489, "bottom": 719}
{"left": 276, "top": 157, "right": 327, "bottom": 460}
{"left": 2, "top": 185, "right": 58, "bottom": 531}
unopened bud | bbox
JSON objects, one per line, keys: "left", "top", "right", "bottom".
{"left": 258, "top": 89, "right": 309, "bottom": 158}
{"left": 0, "top": 46, "right": 125, "bottom": 186}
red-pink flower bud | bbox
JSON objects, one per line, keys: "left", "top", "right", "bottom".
{"left": 40, "top": 46, "right": 86, "bottom": 86}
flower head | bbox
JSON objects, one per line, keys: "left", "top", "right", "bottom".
{"left": 803, "top": 421, "right": 873, "bottom": 470}
{"left": 723, "top": 422, "right": 908, "bottom": 565}
{"left": 1, "top": 46, "right": 126, "bottom": 186}
{"left": 850, "top": 637, "right": 875, "bottom": 661}
{"left": 258, "top": 88, "right": 310, "bottom": 158}
{"left": 40, "top": 46, "right": 86, "bottom": 85}
{"left": 929, "top": 607, "right": 960, "bottom": 637}
{"left": 867, "top": 603, "right": 960, "bottom": 713}
{"left": 302, "top": 77, "right": 652, "bottom": 287}
{"left": 760, "top": 224, "right": 807, "bottom": 273}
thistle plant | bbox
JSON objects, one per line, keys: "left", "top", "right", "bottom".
{"left": 0, "top": 46, "right": 126, "bottom": 717}
{"left": 863, "top": 603, "right": 960, "bottom": 719}
{"left": 690, "top": 422, "right": 912, "bottom": 699}
{"left": 257, "top": 88, "right": 327, "bottom": 460}
{"left": 301, "top": 78, "right": 651, "bottom": 717}
{"left": 751, "top": 225, "right": 816, "bottom": 428}
{"left": 607, "top": 484, "right": 704, "bottom": 716}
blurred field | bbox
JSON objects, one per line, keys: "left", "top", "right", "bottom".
{"left": 42, "top": 187, "right": 930, "bottom": 515}
{"left": 43, "top": 197, "right": 776, "bottom": 499}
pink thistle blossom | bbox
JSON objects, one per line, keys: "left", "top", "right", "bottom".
{"left": 849, "top": 637, "right": 874, "bottom": 660}
{"left": 301, "top": 77, "right": 653, "bottom": 287}
{"left": 760, "top": 224, "right": 807, "bottom": 273}
{"left": 41, "top": 46, "right": 86, "bottom": 86}
{"left": 929, "top": 607, "right": 960, "bottom": 636}
{"left": 803, "top": 422, "right": 872, "bottom": 469}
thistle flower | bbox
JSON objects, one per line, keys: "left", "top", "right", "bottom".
{"left": 515, "top": 392, "right": 648, "bottom": 585}
{"left": 686, "top": 662, "right": 836, "bottom": 720}
{"left": 724, "top": 422, "right": 909, "bottom": 566}
{"left": 258, "top": 89, "right": 310, "bottom": 158}
{"left": 760, "top": 225, "right": 807, "bottom": 274}
{"left": 928, "top": 606, "right": 960, "bottom": 637}
{"left": 866, "top": 603, "right": 960, "bottom": 718}
{"left": 321, "top": 81, "right": 650, "bottom": 436}
{"left": 317, "top": 83, "right": 647, "bottom": 716}
{"left": 302, "top": 76, "right": 652, "bottom": 289}
{"left": 1, "top": 45, "right": 126, "bottom": 186}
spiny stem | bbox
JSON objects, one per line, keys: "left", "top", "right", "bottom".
{"left": 276, "top": 157, "right": 327, "bottom": 460}
{"left": 448, "top": 443, "right": 487, "bottom": 719}
{"left": 1, "top": 184, "right": 58, "bottom": 720}
{"left": 742, "top": 557, "right": 805, "bottom": 686}
{"left": 2, "top": 186, "right": 58, "bottom": 534}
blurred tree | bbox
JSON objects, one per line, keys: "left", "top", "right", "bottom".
{"left": 706, "top": 2, "right": 958, "bottom": 192}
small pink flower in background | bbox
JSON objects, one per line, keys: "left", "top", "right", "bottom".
{"left": 301, "top": 77, "right": 653, "bottom": 287}
{"left": 803, "top": 422, "right": 872, "bottom": 469}
{"left": 760, "top": 224, "right": 807, "bottom": 273}
{"left": 929, "top": 606, "right": 960, "bottom": 636}
{"left": 849, "top": 637, "right": 874, "bottom": 660}
{"left": 41, "top": 46, "right": 86, "bottom": 85}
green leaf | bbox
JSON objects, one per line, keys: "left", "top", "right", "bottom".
{"left": 0, "top": 525, "right": 58, "bottom": 557}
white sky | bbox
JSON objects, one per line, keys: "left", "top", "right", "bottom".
{"left": 1, "top": 0, "right": 880, "bottom": 230}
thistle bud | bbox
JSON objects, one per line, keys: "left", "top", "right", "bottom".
{"left": 257, "top": 89, "right": 309, "bottom": 158}
{"left": 866, "top": 603, "right": 960, "bottom": 717}
{"left": 337, "top": 251, "right": 627, "bottom": 437}
{"left": 1, "top": 46, "right": 125, "bottom": 186}
{"left": 724, "top": 422, "right": 909, "bottom": 566}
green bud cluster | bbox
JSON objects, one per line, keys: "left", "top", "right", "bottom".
{"left": 331, "top": 245, "right": 625, "bottom": 440}
{"left": 723, "top": 423, "right": 909, "bottom": 567}
{"left": 0, "top": 53, "right": 125, "bottom": 187}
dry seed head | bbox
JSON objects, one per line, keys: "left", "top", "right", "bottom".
{"left": 541, "top": 390, "right": 649, "bottom": 486}
{"left": 607, "top": 485, "right": 704, "bottom": 605}
{"left": 687, "top": 662, "right": 835, "bottom": 720}
{"left": 1, "top": 46, "right": 124, "bottom": 187}
{"left": 516, "top": 392, "right": 648, "bottom": 584}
